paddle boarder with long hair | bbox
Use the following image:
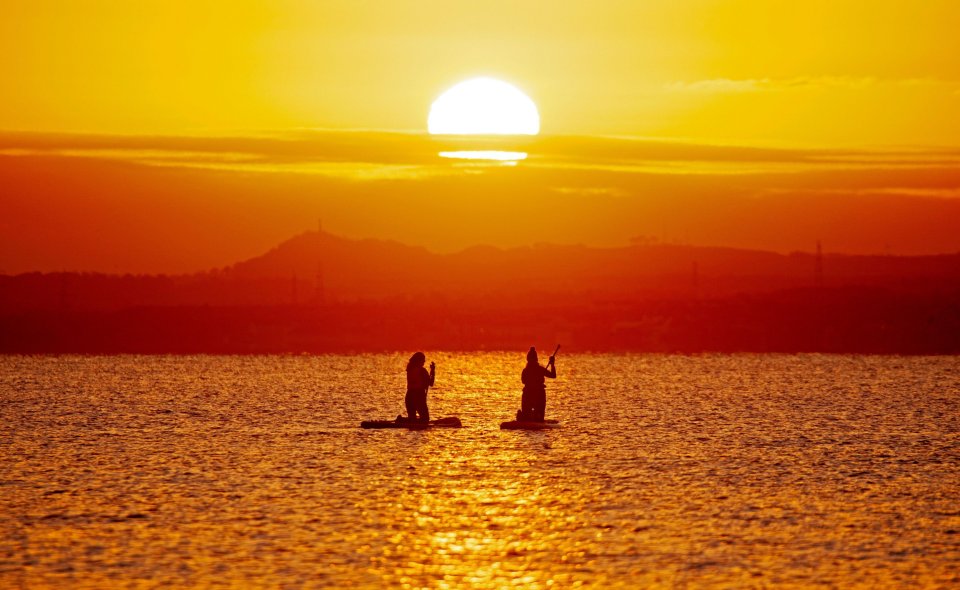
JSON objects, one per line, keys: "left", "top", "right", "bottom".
{"left": 405, "top": 352, "right": 435, "bottom": 423}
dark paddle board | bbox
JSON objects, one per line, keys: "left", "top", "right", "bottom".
{"left": 360, "top": 416, "right": 462, "bottom": 429}
{"left": 499, "top": 419, "right": 560, "bottom": 430}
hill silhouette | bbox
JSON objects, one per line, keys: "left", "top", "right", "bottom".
{"left": 1, "top": 231, "right": 959, "bottom": 353}
{"left": 224, "top": 230, "right": 960, "bottom": 302}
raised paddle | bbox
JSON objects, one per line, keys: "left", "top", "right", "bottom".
{"left": 547, "top": 344, "right": 560, "bottom": 367}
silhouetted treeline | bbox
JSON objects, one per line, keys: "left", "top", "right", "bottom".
{"left": 1, "top": 233, "right": 959, "bottom": 353}
{"left": 1, "top": 286, "right": 958, "bottom": 354}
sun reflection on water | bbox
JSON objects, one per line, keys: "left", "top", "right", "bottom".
{"left": 363, "top": 422, "right": 602, "bottom": 588}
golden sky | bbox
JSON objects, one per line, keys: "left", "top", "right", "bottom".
{"left": 3, "top": 0, "right": 960, "bottom": 145}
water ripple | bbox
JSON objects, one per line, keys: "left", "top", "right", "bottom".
{"left": 1, "top": 353, "right": 958, "bottom": 587}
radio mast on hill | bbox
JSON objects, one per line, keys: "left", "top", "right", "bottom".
{"left": 315, "top": 219, "right": 326, "bottom": 305}
{"left": 691, "top": 260, "right": 700, "bottom": 299}
{"left": 815, "top": 240, "right": 824, "bottom": 288}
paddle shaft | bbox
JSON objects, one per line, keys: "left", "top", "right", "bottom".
{"left": 547, "top": 344, "right": 560, "bottom": 367}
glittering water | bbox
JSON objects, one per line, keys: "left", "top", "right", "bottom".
{"left": 2, "top": 354, "right": 958, "bottom": 588}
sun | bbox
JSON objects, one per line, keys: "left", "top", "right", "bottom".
{"left": 428, "top": 78, "right": 540, "bottom": 135}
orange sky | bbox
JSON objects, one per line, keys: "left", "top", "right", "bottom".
{"left": 2, "top": 2, "right": 960, "bottom": 273}
{"left": 2, "top": 131, "right": 960, "bottom": 274}
{"left": 3, "top": 0, "right": 960, "bottom": 145}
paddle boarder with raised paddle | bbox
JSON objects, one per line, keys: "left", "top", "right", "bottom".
{"left": 404, "top": 352, "right": 435, "bottom": 423}
{"left": 518, "top": 345, "right": 559, "bottom": 422}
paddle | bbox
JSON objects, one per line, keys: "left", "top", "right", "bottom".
{"left": 547, "top": 344, "right": 560, "bottom": 368}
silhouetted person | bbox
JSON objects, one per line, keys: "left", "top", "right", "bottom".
{"left": 518, "top": 347, "right": 556, "bottom": 421}
{"left": 405, "top": 352, "right": 435, "bottom": 423}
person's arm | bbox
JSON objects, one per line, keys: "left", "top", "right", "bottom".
{"left": 544, "top": 358, "right": 557, "bottom": 379}
{"left": 427, "top": 363, "right": 436, "bottom": 387}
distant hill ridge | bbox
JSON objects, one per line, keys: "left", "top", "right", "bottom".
{"left": 3, "top": 230, "right": 959, "bottom": 353}
{"left": 2, "top": 230, "right": 959, "bottom": 314}
{"left": 226, "top": 230, "right": 960, "bottom": 296}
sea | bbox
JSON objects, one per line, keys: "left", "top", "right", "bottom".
{"left": 2, "top": 353, "right": 958, "bottom": 588}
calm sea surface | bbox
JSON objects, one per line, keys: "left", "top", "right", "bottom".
{"left": 1, "top": 354, "right": 958, "bottom": 588}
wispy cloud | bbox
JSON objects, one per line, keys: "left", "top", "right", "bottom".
{"left": 665, "top": 77, "right": 960, "bottom": 94}
{"left": 551, "top": 186, "right": 629, "bottom": 197}
{"left": 2, "top": 131, "right": 960, "bottom": 182}
{"left": 763, "top": 187, "right": 960, "bottom": 199}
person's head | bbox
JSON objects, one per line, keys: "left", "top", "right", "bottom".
{"left": 526, "top": 346, "right": 538, "bottom": 365}
{"left": 407, "top": 351, "right": 426, "bottom": 371}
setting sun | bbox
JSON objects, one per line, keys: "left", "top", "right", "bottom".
{"left": 428, "top": 78, "right": 540, "bottom": 135}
